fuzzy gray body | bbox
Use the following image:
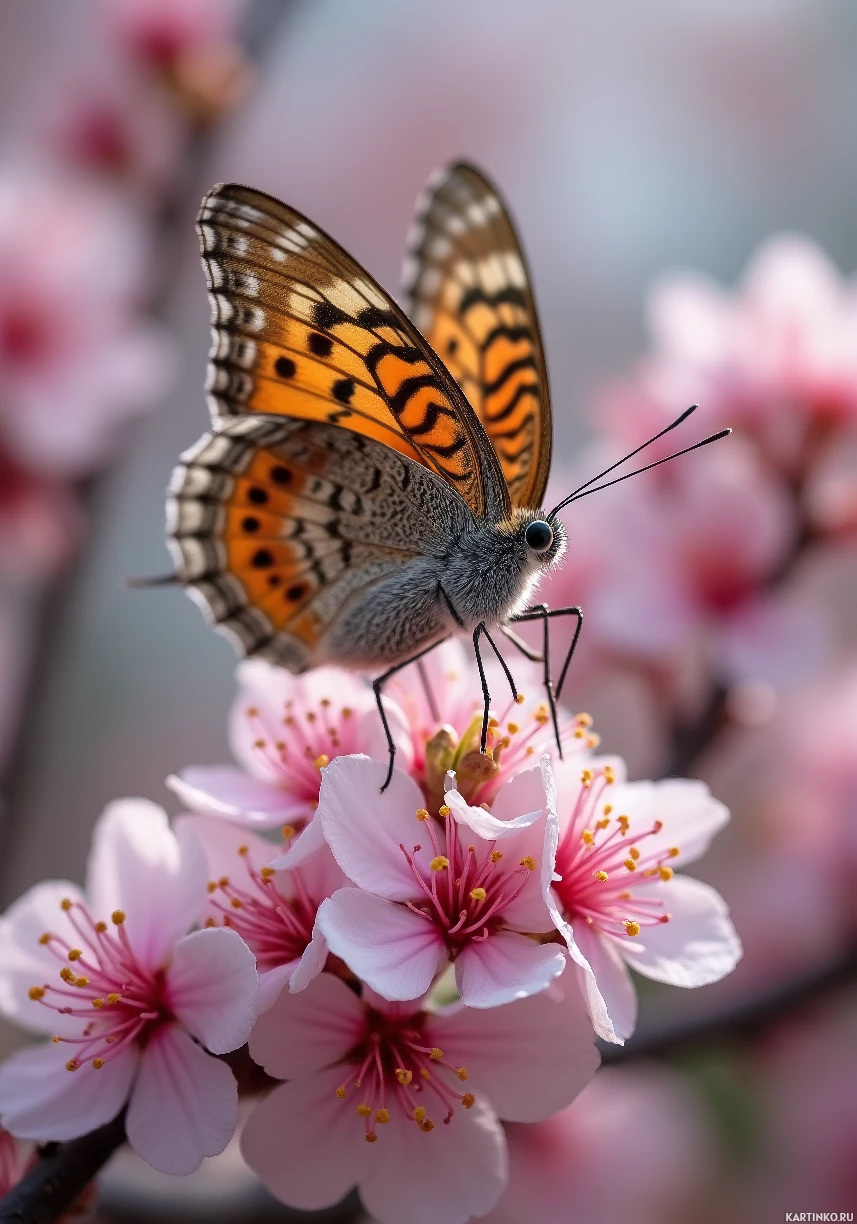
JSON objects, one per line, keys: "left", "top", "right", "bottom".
{"left": 168, "top": 415, "right": 566, "bottom": 674}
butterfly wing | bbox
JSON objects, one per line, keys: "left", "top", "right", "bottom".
{"left": 403, "top": 162, "right": 552, "bottom": 510}
{"left": 198, "top": 182, "right": 510, "bottom": 522}
{"left": 168, "top": 415, "right": 471, "bottom": 671}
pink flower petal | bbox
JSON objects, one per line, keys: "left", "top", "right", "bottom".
{"left": 126, "top": 1025, "right": 237, "bottom": 1175}
{"left": 316, "top": 890, "right": 445, "bottom": 1001}
{"left": 455, "top": 932, "right": 566, "bottom": 1009}
{"left": 249, "top": 972, "right": 365, "bottom": 1081}
{"left": 0, "top": 880, "right": 87, "bottom": 1036}
{"left": 445, "top": 762, "right": 547, "bottom": 841}
{"left": 267, "top": 813, "right": 328, "bottom": 871}
{"left": 359, "top": 1097, "right": 508, "bottom": 1224}
{"left": 427, "top": 974, "right": 600, "bottom": 1122}
{"left": 609, "top": 779, "right": 730, "bottom": 868}
{"left": 572, "top": 922, "right": 638, "bottom": 1043}
{"left": 167, "top": 767, "right": 309, "bottom": 829}
{"left": 85, "top": 799, "right": 206, "bottom": 969}
{"left": 287, "top": 927, "right": 329, "bottom": 995}
{"left": 620, "top": 876, "right": 742, "bottom": 987}
{"left": 551, "top": 916, "right": 621, "bottom": 1046}
{"left": 258, "top": 962, "right": 297, "bottom": 1012}
{"left": 318, "top": 757, "right": 428, "bottom": 900}
{"left": 0, "top": 1041, "right": 137, "bottom": 1141}
{"left": 241, "top": 1070, "right": 366, "bottom": 1212}
{"left": 165, "top": 928, "right": 257, "bottom": 1054}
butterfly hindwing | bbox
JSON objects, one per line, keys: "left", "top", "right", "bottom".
{"left": 403, "top": 162, "right": 552, "bottom": 510}
{"left": 198, "top": 183, "right": 510, "bottom": 522}
{"left": 168, "top": 415, "right": 470, "bottom": 671}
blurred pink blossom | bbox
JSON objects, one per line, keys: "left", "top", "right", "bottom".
{"left": 242, "top": 970, "right": 599, "bottom": 1224}
{"left": 0, "top": 1127, "right": 32, "bottom": 1199}
{"left": 0, "top": 799, "right": 257, "bottom": 1174}
{"left": 483, "top": 1064, "right": 710, "bottom": 1224}
{"left": 0, "top": 449, "right": 83, "bottom": 581}
{"left": 0, "top": 166, "right": 173, "bottom": 476}
{"left": 103, "top": 0, "right": 247, "bottom": 67}
{"left": 546, "top": 755, "right": 741, "bottom": 1043}
{"left": 316, "top": 756, "right": 565, "bottom": 1009}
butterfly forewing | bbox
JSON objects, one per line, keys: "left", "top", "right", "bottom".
{"left": 168, "top": 415, "right": 469, "bottom": 671}
{"left": 403, "top": 162, "right": 552, "bottom": 509}
{"left": 198, "top": 183, "right": 509, "bottom": 522}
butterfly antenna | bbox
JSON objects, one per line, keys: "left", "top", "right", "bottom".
{"left": 121, "top": 573, "right": 181, "bottom": 590}
{"left": 549, "top": 405, "right": 722, "bottom": 517}
{"left": 551, "top": 428, "right": 732, "bottom": 510}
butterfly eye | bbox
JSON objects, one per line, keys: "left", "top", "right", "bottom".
{"left": 524, "top": 520, "right": 553, "bottom": 553}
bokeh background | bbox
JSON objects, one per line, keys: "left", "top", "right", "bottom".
{"left": 1, "top": 0, "right": 856, "bottom": 1219}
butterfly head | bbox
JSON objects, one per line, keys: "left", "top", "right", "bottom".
{"left": 507, "top": 508, "right": 567, "bottom": 573}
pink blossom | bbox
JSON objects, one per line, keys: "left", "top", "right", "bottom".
{"left": 0, "top": 799, "right": 257, "bottom": 1174}
{"left": 241, "top": 971, "right": 600, "bottom": 1224}
{"left": 0, "top": 166, "right": 172, "bottom": 476}
{"left": 168, "top": 659, "right": 404, "bottom": 835}
{"left": 544, "top": 756, "right": 741, "bottom": 1043}
{"left": 388, "top": 640, "right": 594, "bottom": 809}
{"left": 104, "top": 0, "right": 247, "bottom": 66}
{"left": 316, "top": 755, "right": 565, "bottom": 1008}
{"left": 483, "top": 1064, "right": 709, "bottom": 1224}
{"left": 177, "top": 813, "right": 348, "bottom": 1009}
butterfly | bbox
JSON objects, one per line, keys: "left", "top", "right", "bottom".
{"left": 165, "top": 163, "right": 727, "bottom": 788}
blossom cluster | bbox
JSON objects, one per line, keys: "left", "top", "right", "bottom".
{"left": 0, "top": 645, "right": 740, "bottom": 1223}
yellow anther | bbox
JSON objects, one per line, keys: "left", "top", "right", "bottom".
{"left": 653, "top": 820, "right": 664, "bottom": 832}
{"left": 594, "top": 870, "right": 608, "bottom": 883}
{"left": 306, "top": 712, "right": 317, "bottom": 724}
{"left": 659, "top": 866, "right": 674, "bottom": 881}
{"left": 66, "top": 1059, "right": 80, "bottom": 1072}
{"left": 623, "top": 921, "right": 641, "bottom": 937}
{"left": 246, "top": 706, "right": 259, "bottom": 717}
{"left": 430, "top": 856, "right": 450, "bottom": 872}
{"left": 438, "top": 805, "right": 451, "bottom": 818}
{"left": 335, "top": 1086, "right": 347, "bottom": 1098}
{"left": 260, "top": 866, "right": 276, "bottom": 879}
{"left": 314, "top": 754, "right": 330, "bottom": 771}
{"left": 574, "top": 728, "right": 586, "bottom": 739}
{"left": 218, "top": 876, "right": 230, "bottom": 888}
{"left": 204, "top": 917, "right": 216, "bottom": 928}
{"left": 575, "top": 712, "right": 593, "bottom": 727}
{"left": 420, "top": 1068, "right": 431, "bottom": 1080}
{"left": 52, "top": 1036, "right": 60, "bottom": 1043}
{"left": 421, "top": 1120, "right": 435, "bottom": 1132}
{"left": 668, "top": 847, "right": 680, "bottom": 858}
{"left": 470, "top": 887, "right": 487, "bottom": 902}
{"left": 320, "top": 698, "right": 331, "bottom": 707}
{"left": 588, "top": 734, "right": 601, "bottom": 749}
{"left": 253, "top": 738, "right": 266, "bottom": 749}
{"left": 356, "top": 1104, "right": 372, "bottom": 1117}
{"left": 60, "top": 899, "right": 73, "bottom": 912}
{"left": 603, "top": 765, "right": 615, "bottom": 784}
{"left": 618, "top": 891, "right": 632, "bottom": 900}
{"left": 603, "top": 804, "right": 613, "bottom": 816}
{"left": 342, "top": 707, "right": 353, "bottom": 719}
{"left": 282, "top": 825, "right": 296, "bottom": 840}
{"left": 67, "top": 948, "right": 83, "bottom": 962}
{"left": 95, "top": 921, "right": 107, "bottom": 933}
{"left": 581, "top": 769, "right": 593, "bottom": 787}
{"left": 415, "top": 808, "right": 430, "bottom": 822}
{"left": 462, "top": 1093, "right": 475, "bottom": 1109}
{"left": 230, "top": 898, "right": 243, "bottom": 909}
{"left": 111, "top": 910, "right": 125, "bottom": 925}
{"left": 207, "top": 882, "right": 217, "bottom": 894}
{"left": 617, "top": 816, "right": 630, "bottom": 833}
{"left": 595, "top": 818, "right": 610, "bottom": 831}
{"left": 488, "top": 717, "right": 500, "bottom": 730}
{"left": 238, "top": 845, "right": 249, "bottom": 857}
{"left": 106, "top": 1035, "right": 117, "bottom": 1044}
{"left": 520, "top": 855, "right": 536, "bottom": 871}
{"left": 93, "top": 1058, "right": 105, "bottom": 1070}
{"left": 629, "top": 847, "right": 640, "bottom": 861}
{"left": 28, "top": 986, "right": 45, "bottom": 1001}
{"left": 581, "top": 829, "right": 594, "bottom": 846}
{"left": 108, "top": 993, "right": 121, "bottom": 1004}
{"left": 365, "top": 1132, "right": 378, "bottom": 1143}
{"left": 526, "top": 745, "right": 535, "bottom": 755}
{"left": 507, "top": 722, "right": 519, "bottom": 735}
{"left": 515, "top": 693, "right": 526, "bottom": 704}
{"left": 489, "top": 850, "right": 503, "bottom": 863}
{"left": 429, "top": 1048, "right": 443, "bottom": 1061}
{"left": 413, "top": 1106, "right": 426, "bottom": 1122}
{"left": 38, "top": 933, "right": 51, "bottom": 945}
{"left": 395, "top": 1069, "right": 412, "bottom": 1085}
{"left": 376, "top": 1109, "right": 390, "bottom": 1124}
{"left": 92, "top": 998, "right": 104, "bottom": 1009}
{"left": 624, "top": 859, "right": 637, "bottom": 872}
{"left": 456, "top": 1066, "right": 469, "bottom": 1081}
{"left": 660, "top": 913, "right": 672, "bottom": 923}
{"left": 75, "top": 977, "right": 89, "bottom": 987}
{"left": 59, "top": 967, "right": 74, "bottom": 982}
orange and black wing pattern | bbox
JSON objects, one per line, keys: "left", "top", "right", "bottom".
{"left": 403, "top": 163, "right": 552, "bottom": 510}
{"left": 198, "top": 183, "right": 509, "bottom": 522}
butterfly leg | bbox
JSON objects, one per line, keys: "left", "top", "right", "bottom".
{"left": 373, "top": 640, "right": 449, "bottom": 793}
{"left": 507, "top": 605, "right": 584, "bottom": 757}
{"left": 472, "top": 623, "right": 520, "bottom": 753}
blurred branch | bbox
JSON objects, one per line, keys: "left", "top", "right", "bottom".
{"left": 601, "top": 945, "right": 857, "bottom": 1065}
{"left": 0, "top": 1114, "right": 126, "bottom": 1224}
{"left": 665, "top": 683, "right": 728, "bottom": 777}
